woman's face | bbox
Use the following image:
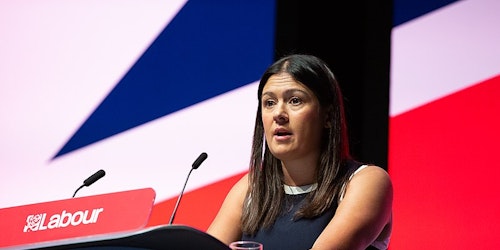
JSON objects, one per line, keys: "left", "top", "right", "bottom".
{"left": 261, "top": 72, "right": 326, "bottom": 162}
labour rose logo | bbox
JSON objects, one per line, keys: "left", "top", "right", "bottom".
{"left": 24, "top": 214, "right": 44, "bottom": 232}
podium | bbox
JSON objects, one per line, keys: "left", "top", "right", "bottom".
{"left": 0, "top": 188, "right": 230, "bottom": 250}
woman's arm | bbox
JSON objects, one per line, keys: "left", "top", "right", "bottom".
{"left": 206, "top": 173, "right": 249, "bottom": 245}
{"left": 312, "top": 165, "right": 393, "bottom": 250}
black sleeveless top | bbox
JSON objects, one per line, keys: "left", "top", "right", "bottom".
{"left": 241, "top": 161, "right": 384, "bottom": 250}
{"left": 242, "top": 191, "right": 334, "bottom": 249}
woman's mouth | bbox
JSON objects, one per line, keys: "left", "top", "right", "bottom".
{"left": 274, "top": 128, "right": 292, "bottom": 140}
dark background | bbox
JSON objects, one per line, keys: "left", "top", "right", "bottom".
{"left": 275, "top": 1, "right": 393, "bottom": 169}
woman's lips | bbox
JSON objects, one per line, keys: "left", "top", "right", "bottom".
{"left": 274, "top": 128, "right": 292, "bottom": 140}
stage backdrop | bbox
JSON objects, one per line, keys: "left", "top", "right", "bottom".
{"left": 389, "top": 0, "right": 500, "bottom": 248}
{"left": 0, "top": 0, "right": 275, "bottom": 231}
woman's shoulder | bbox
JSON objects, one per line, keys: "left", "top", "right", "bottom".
{"left": 346, "top": 164, "right": 393, "bottom": 203}
{"left": 339, "top": 163, "right": 391, "bottom": 202}
{"left": 236, "top": 173, "right": 249, "bottom": 189}
{"left": 351, "top": 164, "right": 391, "bottom": 182}
{"left": 226, "top": 173, "right": 250, "bottom": 201}
{"left": 344, "top": 159, "right": 390, "bottom": 180}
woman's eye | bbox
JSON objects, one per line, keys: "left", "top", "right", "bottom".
{"left": 289, "top": 97, "right": 302, "bottom": 105}
{"left": 263, "top": 99, "right": 275, "bottom": 107}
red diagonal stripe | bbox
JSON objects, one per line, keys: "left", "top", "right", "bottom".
{"left": 147, "top": 172, "right": 246, "bottom": 231}
{"left": 389, "top": 74, "right": 500, "bottom": 249}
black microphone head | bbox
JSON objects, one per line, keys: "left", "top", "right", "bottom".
{"left": 192, "top": 152, "right": 208, "bottom": 169}
{"left": 83, "top": 169, "right": 106, "bottom": 187}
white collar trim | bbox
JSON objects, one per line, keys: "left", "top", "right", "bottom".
{"left": 283, "top": 183, "right": 318, "bottom": 195}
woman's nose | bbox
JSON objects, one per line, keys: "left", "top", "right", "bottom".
{"left": 273, "top": 103, "right": 288, "bottom": 124}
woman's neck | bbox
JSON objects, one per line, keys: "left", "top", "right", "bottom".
{"left": 281, "top": 157, "right": 318, "bottom": 186}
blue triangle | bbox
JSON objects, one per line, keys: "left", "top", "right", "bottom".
{"left": 53, "top": 1, "right": 275, "bottom": 159}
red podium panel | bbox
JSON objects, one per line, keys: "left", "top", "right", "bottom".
{"left": 0, "top": 188, "right": 155, "bottom": 249}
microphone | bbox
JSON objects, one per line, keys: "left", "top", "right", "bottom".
{"left": 169, "top": 152, "right": 208, "bottom": 224}
{"left": 72, "top": 169, "right": 106, "bottom": 198}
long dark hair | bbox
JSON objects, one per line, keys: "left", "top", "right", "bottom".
{"left": 241, "top": 54, "right": 356, "bottom": 235}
